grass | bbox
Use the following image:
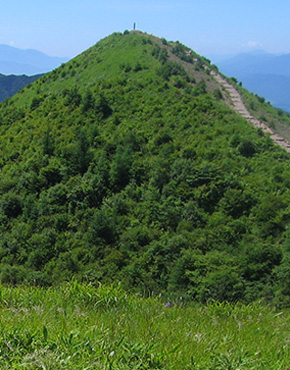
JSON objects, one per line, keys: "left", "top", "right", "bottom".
{"left": 0, "top": 282, "right": 289, "bottom": 369}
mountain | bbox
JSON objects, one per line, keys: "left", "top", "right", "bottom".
{"left": 0, "top": 73, "right": 43, "bottom": 102}
{"left": 240, "top": 73, "right": 290, "bottom": 112}
{"left": 215, "top": 50, "right": 276, "bottom": 75}
{"left": 0, "top": 44, "right": 68, "bottom": 75}
{"left": 1, "top": 31, "right": 290, "bottom": 305}
{"left": 215, "top": 51, "right": 290, "bottom": 111}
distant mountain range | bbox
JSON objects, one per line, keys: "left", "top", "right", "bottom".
{"left": 212, "top": 50, "right": 290, "bottom": 112}
{"left": 0, "top": 44, "right": 68, "bottom": 102}
{"left": 0, "top": 44, "right": 68, "bottom": 75}
{"left": 0, "top": 73, "right": 43, "bottom": 102}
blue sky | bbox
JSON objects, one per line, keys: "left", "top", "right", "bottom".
{"left": 1, "top": 0, "right": 290, "bottom": 58}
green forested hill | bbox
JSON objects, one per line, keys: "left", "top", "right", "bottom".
{"left": 1, "top": 31, "right": 290, "bottom": 305}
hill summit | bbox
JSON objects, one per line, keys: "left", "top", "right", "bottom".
{"left": 1, "top": 31, "right": 290, "bottom": 305}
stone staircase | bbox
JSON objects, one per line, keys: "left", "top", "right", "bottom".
{"left": 210, "top": 69, "right": 290, "bottom": 153}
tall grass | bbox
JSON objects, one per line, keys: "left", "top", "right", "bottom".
{"left": 0, "top": 282, "right": 289, "bottom": 369}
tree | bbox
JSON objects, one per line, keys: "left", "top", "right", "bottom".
{"left": 110, "top": 145, "right": 133, "bottom": 191}
{"left": 81, "top": 90, "right": 95, "bottom": 113}
{"left": 42, "top": 127, "right": 55, "bottom": 157}
{"left": 95, "top": 93, "right": 112, "bottom": 118}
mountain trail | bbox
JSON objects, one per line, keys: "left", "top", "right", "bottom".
{"left": 210, "top": 69, "right": 290, "bottom": 153}
{"left": 139, "top": 31, "right": 290, "bottom": 154}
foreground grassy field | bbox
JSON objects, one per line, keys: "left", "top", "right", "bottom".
{"left": 0, "top": 283, "right": 289, "bottom": 369}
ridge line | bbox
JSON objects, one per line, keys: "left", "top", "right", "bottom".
{"left": 210, "top": 69, "right": 290, "bottom": 153}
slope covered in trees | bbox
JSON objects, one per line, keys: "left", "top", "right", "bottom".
{"left": 1, "top": 31, "right": 290, "bottom": 305}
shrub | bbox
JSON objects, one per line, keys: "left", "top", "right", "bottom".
{"left": 238, "top": 139, "right": 256, "bottom": 157}
{"left": 30, "top": 97, "right": 42, "bottom": 110}
{"left": 0, "top": 194, "right": 22, "bottom": 218}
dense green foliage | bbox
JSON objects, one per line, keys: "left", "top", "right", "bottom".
{"left": 0, "top": 73, "right": 42, "bottom": 102}
{"left": 0, "top": 282, "right": 289, "bottom": 369}
{"left": 1, "top": 31, "right": 290, "bottom": 305}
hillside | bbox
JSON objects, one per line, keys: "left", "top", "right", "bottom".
{"left": 0, "top": 73, "right": 43, "bottom": 102}
{"left": 1, "top": 31, "right": 290, "bottom": 305}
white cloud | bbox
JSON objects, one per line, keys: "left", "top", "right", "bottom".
{"left": 245, "top": 40, "right": 262, "bottom": 48}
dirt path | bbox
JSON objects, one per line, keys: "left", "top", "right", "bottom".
{"left": 210, "top": 70, "right": 290, "bottom": 153}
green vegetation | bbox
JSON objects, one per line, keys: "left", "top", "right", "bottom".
{"left": 0, "top": 282, "right": 289, "bottom": 369}
{"left": 1, "top": 31, "right": 290, "bottom": 306}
